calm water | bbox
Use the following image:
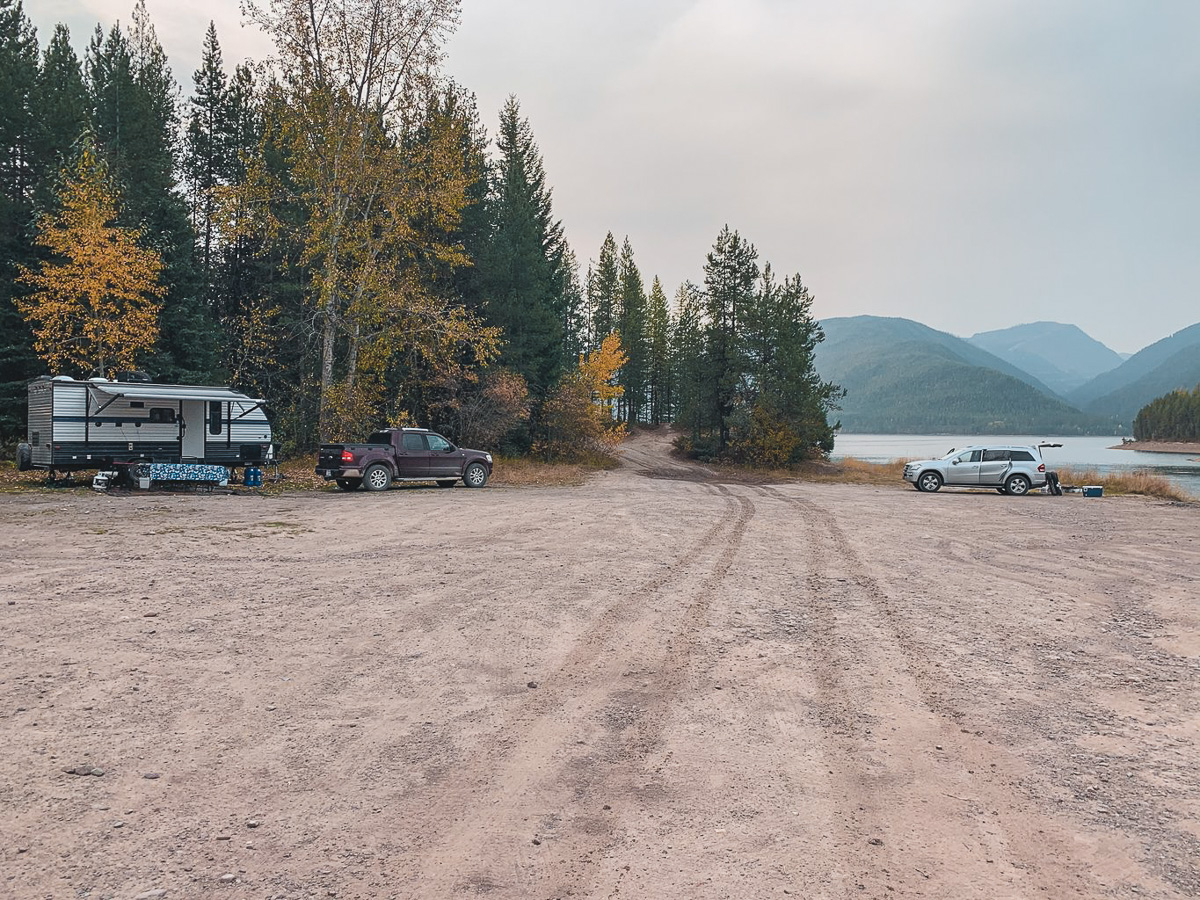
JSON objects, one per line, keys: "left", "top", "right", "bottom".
{"left": 832, "top": 433, "right": 1200, "bottom": 499}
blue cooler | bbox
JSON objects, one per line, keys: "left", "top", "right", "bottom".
{"left": 1082, "top": 485, "right": 1103, "bottom": 497}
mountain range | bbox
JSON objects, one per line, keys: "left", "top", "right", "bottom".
{"left": 815, "top": 317, "right": 1200, "bottom": 434}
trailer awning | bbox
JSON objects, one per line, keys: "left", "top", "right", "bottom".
{"left": 89, "top": 384, "right": 263, "bottom": 404}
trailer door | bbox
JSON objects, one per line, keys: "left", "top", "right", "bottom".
{"left": 181, "top": 400, "right": 206, "bottom": 459}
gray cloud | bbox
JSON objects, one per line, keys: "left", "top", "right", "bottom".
{"left": 28, "top": 0, "right": 1200, "bottom": 352}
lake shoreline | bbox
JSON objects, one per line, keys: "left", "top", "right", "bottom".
{"left": 1109, "top": 440, "right": 1200, "bottom": 455}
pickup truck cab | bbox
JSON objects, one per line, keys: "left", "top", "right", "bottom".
{"left": 316, "top": 428, "right": 493, "bottom": 492}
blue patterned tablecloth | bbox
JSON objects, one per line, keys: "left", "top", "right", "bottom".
{"left": 136, "top": 463, "right": 229, "bottom": 483}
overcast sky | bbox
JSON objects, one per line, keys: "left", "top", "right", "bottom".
{"left": 25, "top": 0, "right": 1200, "bottom": 354}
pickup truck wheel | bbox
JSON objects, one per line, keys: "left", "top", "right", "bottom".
{"left": 363, "top": 464, "right": 393, "bottom": 492}
{"left": 463, "top": 462, "right": 488, "bottom": 488}
{"left": 916, "top": 471, "right": 942, "bottom": 493}
{"left": 436, "top": 479, "right": 456, "bottom": 488}
{"left": 335, "top": 478, "right": 361, "bottom": 491}
{"left": 1005, "top": 474, "right": 1031, "bottom": 496}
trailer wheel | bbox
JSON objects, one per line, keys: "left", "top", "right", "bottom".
{"left": 362, "top": 464, "right": 392, "bottom": 492}
{"left": 335, "top": 478, "right": 361, "bottom": 491}
{"left": 16, "top": 442, "right": 32, "bottom": 471}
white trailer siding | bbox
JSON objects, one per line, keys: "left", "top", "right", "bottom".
{"left": 25, "top": 377, "right": 272, "bottom": 471}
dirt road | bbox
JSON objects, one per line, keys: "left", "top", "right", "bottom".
{"left": 2, "top": 430, "right": 1198, "bottom": 899}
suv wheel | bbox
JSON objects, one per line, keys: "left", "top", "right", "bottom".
{"left": 463, "top": 462, "right": 488, "bottom": 488}
{"left": 1005, "top": 474, "right": 1031, "bottom": 496}
{"left": 363, "top": 464, "right": 393, "bottom": 492}
{"left": 917, "top": 471, "right": 942, "bottom": 493}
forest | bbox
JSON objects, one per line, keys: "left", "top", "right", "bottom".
{"left": 0, "top": 0, "right": 840, "bottom": 466}
{"left": 1134, "top": 387, "right": 1200, "bottom": 443}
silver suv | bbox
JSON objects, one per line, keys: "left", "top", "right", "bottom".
{"left": 903, "top": 444, "right": 1058, "bottom": 495}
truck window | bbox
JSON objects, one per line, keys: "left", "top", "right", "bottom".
{"left": 402, "top": 433, "right": 427, "bottom": 452}
{"left": 427, "top": 435, "right": 452, "bottom": 452}
{"left": 367, "top": 432, "right": 391, "bottom": 445}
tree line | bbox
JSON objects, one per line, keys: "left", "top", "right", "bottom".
{"left": 1134, "top": 386, "right": 1200, "bottom": 442}
{"left": 1, "top": 0, "right": 840, "bottom": 464}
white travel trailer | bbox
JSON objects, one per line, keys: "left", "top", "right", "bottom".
{"left": 18, "top": 375, "right": 273, "bottom": 477}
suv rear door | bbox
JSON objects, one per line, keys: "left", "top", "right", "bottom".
{"left": 397, "top": 432, "right": 430, "bottom": 478}
{"left": 979, "top": 448, "right": 1012, "bottom": 485}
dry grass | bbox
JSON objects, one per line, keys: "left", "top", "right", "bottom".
{"left": 1055, "top": 466, "right": 1192, "bottom": 502}
{"left": 0, "top": 453, "right": 618, "bottom": 495}
{"left": 491, "top": 453, "right": 619, "bottom": 487}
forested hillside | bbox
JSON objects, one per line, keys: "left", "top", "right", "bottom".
{"left": 1069, "top": 324, "right": 1200, "bottom": 427}
{"left": 969, "top": 322, "right": 1122, "bottom": 395}
{"left": 1134, "top": 386, "right": 1200, "bottom": 442}
{"left": 815, "top": 317, "right": 1109, "bottom": 434}
{"left": 0, "top": 0, "right": 840, "bottom": 464}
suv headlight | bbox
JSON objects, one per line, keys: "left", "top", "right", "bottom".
{"left": 485, "top": 453, "right": 493, "bottom": 463}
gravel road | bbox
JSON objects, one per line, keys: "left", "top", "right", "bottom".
{"left": 2, "top": 430, "right": 1198, "bottom": 899}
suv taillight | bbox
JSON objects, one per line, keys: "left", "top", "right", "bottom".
{"left": 1038, "top": 463, "right": 1045, "bottom": 473}
{"left": 341, "top": 450, "right": 354, "bottom": 462}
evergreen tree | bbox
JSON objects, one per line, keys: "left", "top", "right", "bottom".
{"left": 479, "top": 96, "right": 565, "bottom": 399}
{"left": 183, "top": 21, "right": 230, "bottom": 306}
{"left": 672, "top": 281, "right": 708, "bottom": 444}
{"left": 617, "top": 236, "right": 647, "bottom": 423}
{"left": 32, "top": 25, "right": 88, "bottom": 208}
{"left": 0, "top": 0, "right": 40, "bottom": 440}
{"left": 86, "top": 7, "right": 217, "bottom": 384}
{"left": 588, "top": 231, "right": 619, "bottom": 349}
{"left": 645, "top": 275, "right": 671, "bottom": 424}
{"left": 703, "top": 225, "right": 759, "bottom": 454}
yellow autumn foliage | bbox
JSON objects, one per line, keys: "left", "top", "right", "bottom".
{"left": 17, "top": 142, "right": 164, "bottom": 378}
{"left": 538, "top": 332, "right": 628, "bottom": 460}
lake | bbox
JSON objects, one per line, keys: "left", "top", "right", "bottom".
{"left": 832, "top": 433, "right": 1200, "bottom": 499}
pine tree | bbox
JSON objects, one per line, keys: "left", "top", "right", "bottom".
{"left": 479, "top": 96, "right": 566, "bottom": 399}
{"left": 588, "top": 232, "right": 619, "bottom": 349}
{"left": 671, "top": 281, "right": 708, "bottom": 445}
{"left": 32, "top": 24, "right": 88, "bottom": 208}
{"left": 183, "top": 21, "right": 230, "bottom": 306}
{"left": 703, "top": 226, "right": 759, "bottom": 454}
{"left": 617, "top": 236, "right": 647, "bottom": 423}
{"left": 0, "top": 0, "right": 40, "bottom": 440}
{"left": 87, "top": 7, "right": 217, "bottom": 382}
{"left": 645, "top": 276, "right": 671, "bottom": 424}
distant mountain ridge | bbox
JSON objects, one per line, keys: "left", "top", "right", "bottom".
{"left": 1069, "top": 323, "right": 1200, "bottom": 426}
{"left": 968, "top": 322, "right": 1123, "bottom": 395}
{"left": 815, "top": 316, "right": 1107, "bottom": 434}
{"left": 812, "top": 315, "right": 1200, "bottom": 434}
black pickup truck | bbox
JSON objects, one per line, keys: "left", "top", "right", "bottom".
{"left": 316, "top": 427, "right": 493, "bottom": 491}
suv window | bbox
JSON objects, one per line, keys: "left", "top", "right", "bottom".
{"left": 367, "top": 431, "right": 391, "bottom": 445}
{"left": 982, "top": 449, "right": 1010, "bottom": 462}
{"left": 427, "top": 434, "right": 453, "bottom": 453}
{"left": 955, "top": 450, "right": 981, "bottom": 463}
{"left": 402, "top": 433, "right": 427, "bottom": 452}
{"left": 1010, "top": 450, "right": 1035, "bottom": 461}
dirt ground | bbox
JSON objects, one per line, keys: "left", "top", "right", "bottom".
{"left": 2, "top": 430, "right": 1199, "bottom": 900}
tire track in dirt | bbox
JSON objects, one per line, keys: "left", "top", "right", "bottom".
{"left": 752, "top": 483, "right": 1150, "bottom": 897}
{"left": 356, "top": 484, "right": 756, "bottom": 897}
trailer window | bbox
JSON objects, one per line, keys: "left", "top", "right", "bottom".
{"left": 209, "top": 401, "right": 222, "bottom": 434}
{"left": 130, "top": 401, "right": 144, "bottom": 408}
{"left": 149, "top": 407, "right": 176, "bottom": 424}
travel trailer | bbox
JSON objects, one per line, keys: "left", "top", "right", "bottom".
{"left": 17, "top": 375, "right": 273, "bottom": 477}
